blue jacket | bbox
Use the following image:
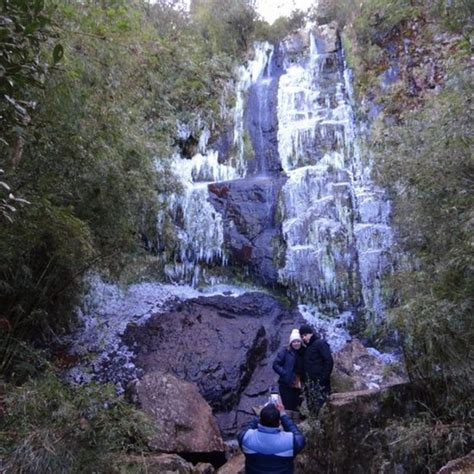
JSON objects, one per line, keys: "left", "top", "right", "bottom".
{"left": 272, "top": 347, "right": 303, "bottom": 387}
{"left": 237, "top": 413, "right": 305, "bottom": 474}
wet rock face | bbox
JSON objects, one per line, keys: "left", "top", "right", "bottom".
{"left": 124, "top": 292, "right": 305, "bottom": 436}
{"left": 209, "top": 177, "right": 287, "bottom": 286}
{"left": 210, "top": 127, "right": 234, "bottom": 165}
{"left": 129, "top": 371, "right": 225, "bottom": 455}
{"left": 244, "top": 42, "right": 284, "bottom": 176}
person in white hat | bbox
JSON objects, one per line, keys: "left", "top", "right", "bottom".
{"left": 272, "top": 329, "right": 304, "bottom": 412}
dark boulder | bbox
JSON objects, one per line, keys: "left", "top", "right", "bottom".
{"left": 124, "top": 292, "right": 305, "bottom": 437}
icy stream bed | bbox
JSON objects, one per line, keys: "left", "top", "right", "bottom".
{"left": 63, "top": 275, "right": 251, "bottom": 391}
{"left": 63, "top": 275, "right": 398, "bottom": 393}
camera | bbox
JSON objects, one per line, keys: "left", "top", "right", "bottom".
{"left": 269, "top": 387, "right": 281, "bottom": 405}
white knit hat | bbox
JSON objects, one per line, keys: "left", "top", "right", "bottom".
{"left": 289, "top": 329, "right": 302, "bottom": 344}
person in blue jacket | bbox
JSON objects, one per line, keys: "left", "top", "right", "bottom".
{"left": 272, "top": 329, "right": 304, "bottom": 411}
{"left": 238, "top": 402, "right": 305, "bottom": 474}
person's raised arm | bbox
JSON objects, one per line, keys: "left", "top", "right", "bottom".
{"left": 276, "top": 400, "right": 305, "bottom": 454}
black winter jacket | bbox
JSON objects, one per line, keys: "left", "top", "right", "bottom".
{"left": 272, "top": 347, "right": 304, "bottom": 387}
{"left": 302, "top": 334, "right": 333, "bottom": 386}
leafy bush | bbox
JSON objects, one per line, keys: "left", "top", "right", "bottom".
{"left": 354, "top": 0, "right": 421, "bottom": 43}
{"left": 191, "top": 0, "right": 257, "bottom": 58}
{"left": 0, "top": 200, "right": 94, "bottom": 378}
{"left": 0, "top": 0, "right": 250, "bottom": 376}
{"left": 254, "top": 9, "right": 307, "bottom": 43}
{"left": 429, "top": 0, "right": 474, "bottom": 32}
{"left": 369, "top": 415, "right": 473, "bottom": 472}
{"left": 0, "top": 372, "right": 154, "bottom": 473}
{"left": 373, "top": 71, "right": 473, "bottom": 417}
{"left": 0, "top": 0, "right": 56, "bottom": 221}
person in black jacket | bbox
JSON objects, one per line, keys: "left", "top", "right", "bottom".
{"left": 272, "top": 329, "right": 304, "bottom": 411}
{"left": 238, "top": 402, "right": 305, "bottom": 474}
{"left": 299, "top": 324, "right": 334, "bottom": 415}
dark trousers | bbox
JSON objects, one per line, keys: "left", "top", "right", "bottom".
{"left": 305, "top": 379, "right": 330, "bottom": 415}
{"left": 278, "top": 383, "right": 302, "bottom": 411}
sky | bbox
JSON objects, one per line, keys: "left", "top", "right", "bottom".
{"left": 173, "top": 0, "right": 317, "bottom": 24}
{"left": 255, "top": 0, "right": 316, "bottom": 24}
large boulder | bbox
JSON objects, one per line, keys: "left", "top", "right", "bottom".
{"left": 112, "top": 454, "right": 211, "bottom": 474}
{"left": 124, "top": 292, "right": 305, "bottom": 436}
{"left": 217, "top": 453, "right": 245, "bottom": 474}
{"left": 129, "top": 371, "right": 225, "bottom": 456}
{"left": 299, "top": 383, "right": 415, "bottom": 473}
{"left": 438, "top": 451, "right": 474, "bottom": 474}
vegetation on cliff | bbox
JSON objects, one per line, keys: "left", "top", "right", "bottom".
{"left": 353, "top": 0, "right": 472, "bottom": 418}
{"left": 0, "top": 372, "right": 153, "bottom": 472}
{"left": 0, "top": 0, "right": 248, "bottom": 377}
{"left": 0, "top": 0, "right": 302, "bottom": 468}
{"left": 1, "top": 0, "right": 472, "bottom": 470}
{"left": 307, "top": 0, "right": 473, "bottom": 470}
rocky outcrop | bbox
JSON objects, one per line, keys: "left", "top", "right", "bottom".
{"left": 217, "top": 453, "right": 245, "bottom": 474}
{"left": 331, "top": 339, "right": 406, "bottom": 392}
{"left": 124, "top": 292, "right": 305, "bottom": 437}
{"left": 438, "top": 451, "right": 474, "bottom": 474}
{"left": 298, "top": 383, "right": 414, "bottom": 473}
{"left": 315, "top": 21, "right": 339, "bottom": 53}
{"left": 209, "top": 177, "right": 286, "bottom": 286}
{"left": 129, "top": 371, "right": 225, "bottom": 456}
{"left": 112, "top": 454, "right": 215, "bottom": 474}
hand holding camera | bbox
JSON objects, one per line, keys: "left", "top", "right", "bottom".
{"left": 269, "top": 388, "right": 285, "bottom": 412}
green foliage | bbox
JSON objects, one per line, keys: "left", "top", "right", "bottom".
{"left": 354, "top": 0, "right": 421, "bottom": 43}
{"left": 0, "top": 2, "right": 161, "bottom": 374}
{"left": 333, "top": 0, "right": 473, "bottom": 99}
{"left": 191, "top": 0, "right": 257, "bottom": 58}
{"left": 302, "top": 396, "right": 472, "bottom": 472}
{"left": 0, "top": 0, "right": 56, "bottom": 220}
{"left": 429, "top": 0, "right": 474, "bottom": 32}
{"left": 373, "top": 72, "right": 473, "bottom": 416}
{"left": 0, "top": 0, "right": 255, "bottom": 375}
{"left": 312, "top": 0, "right": 359, "bottom": 27}
{"left": 0, "top": 372, "right": 154, "bottom": 473}
{"left": 254, "top": 9, "right": 307, "bottom": 43}
{"left": 369, "top": 415, "right": 473, "bottom": 472}
{"left": 145, "top": 0, "right": 238, "bottom": 141}
{"left": 314, "top": 0, "right": 420, "bottom": 32}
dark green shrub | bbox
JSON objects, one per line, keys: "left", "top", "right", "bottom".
{"left": 0, "top": 372, "right": 154, "bottom": 473}
{"left": 374, "top": 71, "right": 473, "bottom": 417}
{"left": 369, "top": 415, "right": 473, "bottom": 472}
